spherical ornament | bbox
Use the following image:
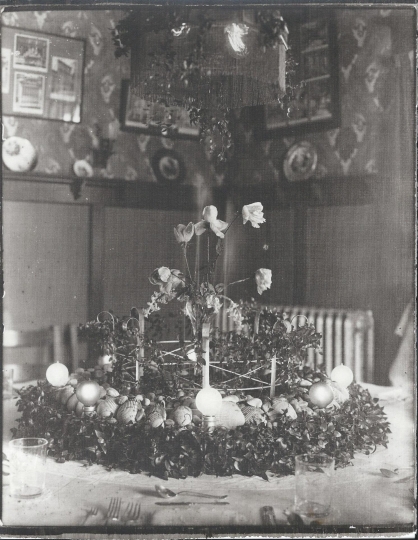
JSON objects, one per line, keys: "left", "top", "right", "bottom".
{"left": 308, "top": 382, "right": 334, "bottom": 408}
{"left": 331, "top": 364, "right": 354, "bottom": 388}
{"left": 3, "top": 136, "right": 37, "bottom": 172}
{"left": 196, "top": 386, "right": 223, "bottom": 416}
{"left": 46, "top": 363, "right": 69, "bottom": 387}
{"left": 75, "top": 380, "right": 101, "bottom": 407}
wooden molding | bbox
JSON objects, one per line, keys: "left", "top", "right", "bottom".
{"left": 2, "top": 171, "right": 224, "bottom": 210}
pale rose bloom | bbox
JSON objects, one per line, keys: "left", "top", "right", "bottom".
{"left": 242, "top": 202, "right": 266, "bottom": 228}
{"left": 206, "top": 294, "right": 223, "bottom": 313}
{"left": 159, "top": 269, "right": 185, "bottom": 295}
{"left": 255, "top": 268, "right": 272, "bottom": 295}
{"left": 149, "top": 266, "right": 171, "bottom": 285}
{"left": 174, "top": 222, "right": 194, "bottom": 244}
{"left": 195, "top": 205, "right": 228, "bottom": 238}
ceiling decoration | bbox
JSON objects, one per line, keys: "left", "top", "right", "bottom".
{"left": 112, "top": 7, "right": 288, "bottom": 161}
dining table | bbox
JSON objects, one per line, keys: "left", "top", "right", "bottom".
{"left": 1, "top": 381, "right": 415, "bottom": 536}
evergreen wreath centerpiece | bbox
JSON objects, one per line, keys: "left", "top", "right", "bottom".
{"left": 12, "top": 203, "right": 390, "bottom": 480}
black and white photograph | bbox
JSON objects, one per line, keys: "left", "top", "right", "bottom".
{"left": 1, "top": 2, "right": 416, "bottom": 539}
{"left": 50, "top": 56, "right": 78, "bottom": 102}
{"left": 121, "top": 79, "right": 200, "bottom": 139}
{"left": 12, "top": 71, "right": 45, "bottom": 114}
{"left": 2, "top": 25, "right": 84, "bottom": 122}
{"left": 13, "top": 32, "right": 49, "bottom": 72}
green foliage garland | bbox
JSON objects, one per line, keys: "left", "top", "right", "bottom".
{"left": 11, "top": 307, "right": 391, "bottom": 481}
{"left": 12, "top": 381, "right": 390, "bottom": 481}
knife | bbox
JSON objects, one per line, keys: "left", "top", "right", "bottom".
{"left": 155, "top": 501, "right": 230, "bottom": 506}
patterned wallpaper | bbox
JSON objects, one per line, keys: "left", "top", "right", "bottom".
{"left": 229, "top": 8, "right": 414, "bottom": 185}
{"left": 1, "top": 9, "right": 218, "bottom": 186}
{"left": 2, "top": 8, "right": 413, "bottom": 185}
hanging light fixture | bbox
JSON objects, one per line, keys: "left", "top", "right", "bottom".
{"left": 115, "top": 7, "right": 288, "bottom": 111}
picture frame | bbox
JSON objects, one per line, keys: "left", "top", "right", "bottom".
{"left": 259, "top": 11, "right": 340, "bottom": 138}
{"left": 120, "top": 79, "right": 200, "bottom": 140}
{"left": 13, "top": 33, "right": 49, "bottom": 72}
{"left": 2, "top": 26, "right": 85, "bottom": 123}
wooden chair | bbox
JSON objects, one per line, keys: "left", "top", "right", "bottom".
{"left": 3, "top": 325, "right": 80, "bottom": 382}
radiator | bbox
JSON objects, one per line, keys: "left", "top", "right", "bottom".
{"left": 215, "top": 306, "right": 375, "bottom": 383}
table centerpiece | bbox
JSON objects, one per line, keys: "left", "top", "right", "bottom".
{"left": 11, "top": 203, "right": 391, "bottom": 480}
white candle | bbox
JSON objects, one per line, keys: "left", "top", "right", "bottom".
{"left": 270, "top": 355, "right": 277, "bottom": 398}
{"left": 202, "top": 322, "right": 211, "bottom": 388}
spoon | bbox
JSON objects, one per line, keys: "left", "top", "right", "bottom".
{"left": 155, "top": 484, "right": 228, "bottom": 500}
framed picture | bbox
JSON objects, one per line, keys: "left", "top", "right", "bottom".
{"left": 120, "top": 80, "right": 200, "bottom": 140}
{"left": 13, "top": 33, "right": 49, "bottom": 72}
{"left": 2, "top": 26, "right": 84, "bottom": 123}
{"left": 13, "top": 72, "right": 45, "bottom": 115}
{"left": 259, "top": 11, "right": 340, "bottom": 138}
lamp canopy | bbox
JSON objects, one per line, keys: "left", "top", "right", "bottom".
{"left": 120, "top": 7, "right": 288, "bottom": 111}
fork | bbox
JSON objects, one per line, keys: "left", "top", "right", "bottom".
{"left": 81, "top": 506, "right": 98, "bottom": 525}
{"left": 122, "top": 501, "right": 141, "bottom": 524}
{"left": 106, "top": 497, "right": 122, "bottom": 524}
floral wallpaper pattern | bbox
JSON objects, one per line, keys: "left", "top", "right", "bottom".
{"left": 1, "top": 9, "right": 218, "bottom": 185}
{"left": 230, "top": 8, "right": 414, "bottom": 185}
{"left": 2, "top": 8, "right": 413, "bottom": 186}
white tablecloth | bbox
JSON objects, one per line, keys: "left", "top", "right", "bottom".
{"left": 2, "top": 384, "right": 415, "bottom": 532}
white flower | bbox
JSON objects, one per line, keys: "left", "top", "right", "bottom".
{"left": 242, "top": 202, "right": 266, "bottom": 228}
{"left": 159, "top": 269, "right": 185, "bottom": 296}
{"left": 149, "top": 266, "right": 171, "bottom": 285}
{"left": 174, "top": 222, "right": 194, "bottom": 244}
{"left": 195, "top": 205, "right": 228, "bottom": 238}
{"left": 255, "top": 268, "right": 272, "bottom": 295}
{"left": 206, "top": 294, "right": 223, "bottom": 313}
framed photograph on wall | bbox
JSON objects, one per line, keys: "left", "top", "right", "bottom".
{"left": 13, "top": 33, "right": 49, "bottom": 72}
{"left": 13, "top": 72, "right": 45, "bottom": 115}
{"left": 120, "top": 80, "right": 200, "bottom": 140}
{"left": 2, "top": 26, "right": 84, "bottom": 123}
{"left": 259, "top": 11, "right": 340, "bottom": 138}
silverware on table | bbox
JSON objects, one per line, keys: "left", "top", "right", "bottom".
{"left": 261, "top": 506, "right": 277, "bottom": 526}
{"left": 81, "top": 506, "right": 98, "bottom": 525}
{"left": 106, "top": 497, "right": 122, "bottom": 523}
{"left": 155, "top": 484, "right": 228, "bottom": 499}
{"left": 155, "top": 501, "right": 230, "bottom": 506}
{"left": 121, "top": 501, "right": 141, "bottom": 524}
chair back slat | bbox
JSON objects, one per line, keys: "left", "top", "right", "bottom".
{"left": 3, "top": 325, "right": 81, "bottom": 380}
{"left": 3, "top": 328, "right": 53, "bottom": 348}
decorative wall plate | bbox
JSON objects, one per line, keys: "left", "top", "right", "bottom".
{"left": 283, "top": 141, "right": 318, "bottom": 182}
{"left": 151, "top": 148, "right": 186, "bottom": 184}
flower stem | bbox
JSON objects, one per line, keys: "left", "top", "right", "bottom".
{"left": 223, "top": 210, "right": 240, "bottom": 236}
{"left": 227, "top": 277, "right": 252, "bottom": 287}
{"left": 182, "top": 246, "right": 193, "bottom": 281}
{"left": 210, "top": 211, "right": 240, "bottom": 278}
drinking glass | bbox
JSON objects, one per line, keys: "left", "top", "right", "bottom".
{"left": 9, "top": 438, "right": 48, "bottom": 498}
{"left": 294, "top": 453, "right": 334, "bottom": 517}
{"left": 3, "top": 368, "right": 14, "bottom": 399}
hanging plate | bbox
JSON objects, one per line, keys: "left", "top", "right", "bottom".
{"left": 283, "top": 141, "right": 318, "bottom": 182}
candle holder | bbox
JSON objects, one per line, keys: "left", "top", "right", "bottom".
{"left": 202, "top": 415, "right": 216, "bottom": 431}
{"left": 83, "top": 405, "right": 96, "bottom": 416}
